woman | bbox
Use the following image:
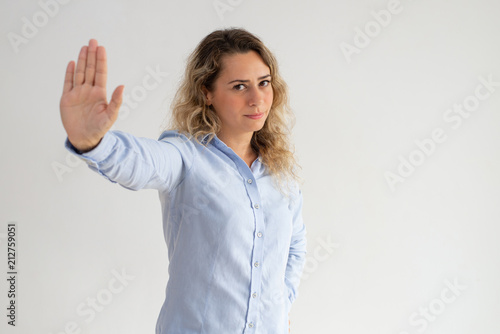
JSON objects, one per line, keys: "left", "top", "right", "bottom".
{"left": 60, "top": 28, "right": 307, "bottom": 334}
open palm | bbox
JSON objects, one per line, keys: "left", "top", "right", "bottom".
{"left": 60, "top": 39, "right": 124, "bottom": 153}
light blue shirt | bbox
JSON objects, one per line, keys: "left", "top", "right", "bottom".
{"left": 65, "top": 130, "right": 307, "bottom": 334}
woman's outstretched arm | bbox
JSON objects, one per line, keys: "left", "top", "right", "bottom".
{"left": 60, "top": 40, "right": 194, "bottom": 192}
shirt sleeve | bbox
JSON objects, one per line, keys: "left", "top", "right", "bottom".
{"left": 284, "top": 187, "right": 307, "bottom": 311}
{"left": 64, "top": 130, "right": 196, "bottom": 192}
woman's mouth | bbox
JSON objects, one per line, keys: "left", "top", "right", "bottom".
{"left": 245, "top": 113, "right": 264, "bottom": 120}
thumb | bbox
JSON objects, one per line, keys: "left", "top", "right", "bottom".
{"left": 108, "top": 85, "right": 125, "bottom": 118}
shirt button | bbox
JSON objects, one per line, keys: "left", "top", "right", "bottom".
{"left": 248, "top": 322, "right": 254, "bottom": 328}
{"left": 252, "top": 292, "right": 257, "bottom": 298}
{"left": 254, "top": 203, "right": 259, "bottom": 209}
{"left": 254, "top": 261, "right": 260, "bottom": 267}
{"left": 247, "top": 178, "right": 253, "bottom": 184}
{"left": 257, "top": 232, "right": 263, "bottom": 238}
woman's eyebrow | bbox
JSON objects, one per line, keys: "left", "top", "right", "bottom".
{"left": 227, "top": 74, "right": 271, "bottom": 85}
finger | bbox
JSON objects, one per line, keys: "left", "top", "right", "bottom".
{"left": 74, "top": 46, "right": 87, "bottom": 86}
{"left": 95, "top": 46, "right": 107, "bottom": 88}
{"left": 63, "top": 61, "right": 75, "bottom": 94}
{"left": 84, "top": 39, "right": 98, "bottom": 85}
{"left": 107, "top": 85, "right": 125, "bottom": 118}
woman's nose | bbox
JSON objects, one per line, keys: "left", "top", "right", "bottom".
{"left": 248, "top": 86, "right": 264, "bottom": 107}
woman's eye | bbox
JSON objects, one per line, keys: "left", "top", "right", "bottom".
{"left": 260, "top": 80, "right": 270, "bottom": 87}
{"left": 233, "top": 81, "right": 270, "bottom": 90}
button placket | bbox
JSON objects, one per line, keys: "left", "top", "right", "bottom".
{"left": 212, "top": 137, "right": 268, "bottom": 333}
{"left": 231, "top": 163, "right": 264, "bottom": 333}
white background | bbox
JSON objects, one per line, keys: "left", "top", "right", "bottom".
{"left": 1, "top": 0, "right": 499, "bottom": 333}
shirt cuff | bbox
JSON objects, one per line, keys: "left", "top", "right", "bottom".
{"left": 64, "top": 132, "right": 117, "bottom": 166}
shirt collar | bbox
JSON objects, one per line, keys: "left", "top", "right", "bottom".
{"left": 201, "top": 132, "right": 263, "bottom": 164}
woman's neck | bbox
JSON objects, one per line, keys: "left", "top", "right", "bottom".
{"left": 217, "top": 131, "right": 257, "bottom": 167}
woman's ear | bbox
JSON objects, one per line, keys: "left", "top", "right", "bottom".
{"left": 201, "top": 85, "right": 212, "bottom": 106}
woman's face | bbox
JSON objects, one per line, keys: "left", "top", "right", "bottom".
{"left": 203, "top": 51, "right": 273, "bottom": 140}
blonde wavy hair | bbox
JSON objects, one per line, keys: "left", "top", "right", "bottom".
{"left": 167, "top": 27, "right": 301, "bottom": 193}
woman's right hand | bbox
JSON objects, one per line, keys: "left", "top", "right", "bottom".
{"left": 60, "top": 39, "right": 124, "bottom": 153}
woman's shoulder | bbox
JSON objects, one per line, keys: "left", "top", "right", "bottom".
{"left": 158, "top": 129, "right": 190, "bottom": 142}
{"left": 156, "top": 130, "right": 199, "bottom": 156}
{"left": 157, "top": 130, "right": 215, "bottom": 158}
